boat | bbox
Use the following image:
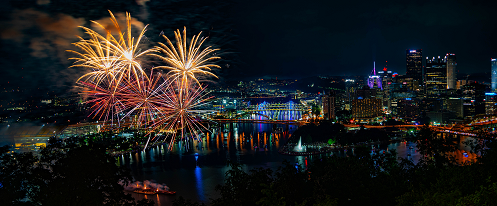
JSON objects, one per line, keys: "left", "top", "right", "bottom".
{"left": 133, "top": 188, "right": 177, "bottom": 195}
{"left": 133, "top": 188, "right": 156, "bottom": 195}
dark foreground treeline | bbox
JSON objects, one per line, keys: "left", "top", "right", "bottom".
{"left": 0, "top": 137, "right": 155, "bottom": 206}
{"left": 2, "top": 126, "right": 497, "bottom": 206}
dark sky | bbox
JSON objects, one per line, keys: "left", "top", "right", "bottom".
{"left": 233, "top": 0, "right": 497, "bottom": 79}
{"left": 1, "top": 0, "right": 497, "bottom": 97}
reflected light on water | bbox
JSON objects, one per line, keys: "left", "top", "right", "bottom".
{"left": 195, "top": 166, "right": 204, "bottom": 202}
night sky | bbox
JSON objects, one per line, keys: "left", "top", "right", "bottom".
{"left": 1, "top": 0, "right": 497, "bottom": 96}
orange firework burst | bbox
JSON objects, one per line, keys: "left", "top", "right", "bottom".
{"left": 151, "top": 27, "right": 221, "bottom": 88}
{"left": 70, "top": 10, "right": 155, "bottom": 89}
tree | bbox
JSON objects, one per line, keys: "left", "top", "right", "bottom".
{"left": 414, "top": 126, "right": 457, "bottom": 167}
{"left": 0, "top": 146, "right": 40, "bottom": 205}
{"left": 327, "top": 139, "right": 336, "bottom": 145}
{"left": 212, "top": 162, "right": 273, "bottom": 206}
{"left": 0, "top": 137, "right": 154, "bottom": 206}
{"left": 311, "top": 105, "right": 321, "bottom": 117}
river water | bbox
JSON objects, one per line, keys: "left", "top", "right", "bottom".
{"left": 118, "top": 123, "right": 476, "bottom": 205}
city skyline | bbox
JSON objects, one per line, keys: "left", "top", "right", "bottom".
{"left": 1, "top": 1, "right": 497, "bottom": 93}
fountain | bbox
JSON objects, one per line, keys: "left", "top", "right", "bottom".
{"left": 294, "top": 136, "right": 303, "bottom": 152}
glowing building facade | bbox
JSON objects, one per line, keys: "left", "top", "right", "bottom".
{"left": 368, "top": 62, "right": 382, "bottom": 90}
{"left": 485, "top": 93, "right": 497, "bottom": 116}
{"left": 351, "top": 99, "right": 382, "bottom": 120}
{"left": 446, "top": 53, "right": 456, "bottom": 89}
{"left": 406, "top": 49, "right": 423, "bottom": 90}
{"left": 322, "top": 90, "right": 336, "bottom": 120}
{"left": 425, "top": 56, "right": 447, "bottom": 95}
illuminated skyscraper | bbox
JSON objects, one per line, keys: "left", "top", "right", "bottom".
{"left": 492, "top": 59, "right": 497, "bottom": 92}
{"left": 368, "top": 62, "right": 382, "bottom": 90}
{"left": 322, "top": 90, "right": 336, "bottom": 120}
{"left": 446, "top": 53, "right": 456, "bottom": 89}
{"left": 406, "top": 49, "right": 423, "bottom": 90}
{"left": 425, "top": 56, "right": 447, "bottom": 95}
{"left": 485, "top": 93, "right": 497, "bottom": 116}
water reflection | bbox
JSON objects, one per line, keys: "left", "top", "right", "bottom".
{"left": 195, "top": 166, "right": 204, "bottom": 202}
{"left": 123, "top": 123, "right": 299, "bottom": 206}
{"left": 122, "top": 123, "right": 478, "bottom": 206}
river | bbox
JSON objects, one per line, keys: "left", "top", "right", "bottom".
{"left": 118, "top": 123, "right": 477, "bottom": 206}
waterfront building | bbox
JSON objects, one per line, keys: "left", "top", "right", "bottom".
{"left": 406, "top": 49, "right": 423, "bottom": 91}
{"left": 351, "top": 98, "right": 382, "bottom": 121}
{"left": 446, "top": 53, "right": 457, "bottom": 89}
{"left": 352, "top": 87, "right": 382, "bottom": 121}
{"left": 485, "top": 93, "right": 497, "bottom": 116}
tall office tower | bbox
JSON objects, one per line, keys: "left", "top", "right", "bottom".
{"left": 406, "top": 49, "right": 423, "bottom": 91}
{"left": 322, "top": 90, "right": 336, "bottom": 120}
{"left": 425, "top": 56, "right": 447, "bottom": 95}
{"left": 492, "top": 59, "right": 497, "bottom": 92}
{"left": 446, "top": 53, "right": 456, "bottom": 89}
{"left": 377, "top": 61, "right": 393, "bottom": 109}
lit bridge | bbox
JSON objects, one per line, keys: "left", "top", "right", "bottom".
{"left": 239, "top": 101, "right": 309, "bottom": 121}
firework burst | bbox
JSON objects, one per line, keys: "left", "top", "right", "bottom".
{"left": 71, "top": 11, "right": 220, "bottom": 150}
{"left": 79, "top": 80, "right": 126, "bottom": 127}
{"left": 151, "top": 27, "right": 221, "bottom": 88}
{"left": 146, "top": 81, "right": 213, "bottom": 148}
{"left": 69, "top": 34, "right": 119, "bottom": 88}
{"left": 70, "top": 11, "right": 155, "bottom": 89}
{"left": 119, "top": 70, "right": 166, "bottom": 128}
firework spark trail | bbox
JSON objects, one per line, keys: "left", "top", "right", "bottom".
{"left": 151, "top": 27, "right": 221, "bottom": 88}
{"left": 119, "top": 70, "right": 166, "bottom": 128}
{"left": 70, "top": 11, "right": 155, "bottom": 89}
{"left": 144, "top": 81, "right": 213, "bottom": 149}
{"left": 79, "top": 81, "right": 126, "bottom": 127}
{"left": 69, "top": 34, "right": 119, "bottom": 88}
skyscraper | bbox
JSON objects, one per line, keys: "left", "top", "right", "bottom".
{"left": 322, "top": 90, "right": 336, "bottom": 120}
{"left": 446, "top": 53, "right": 456, "bottom": 89}
{"left": 406, "top": 49, "right": 423, "bottom": 90}
{"left": 492, "top": 59, "right": 497, "bottom": 92}
{"left": 368, "top": 62, "right": 382, "bottom": 90}
{"left": 425, "top": 56, "right": 447, "bottom": 95}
